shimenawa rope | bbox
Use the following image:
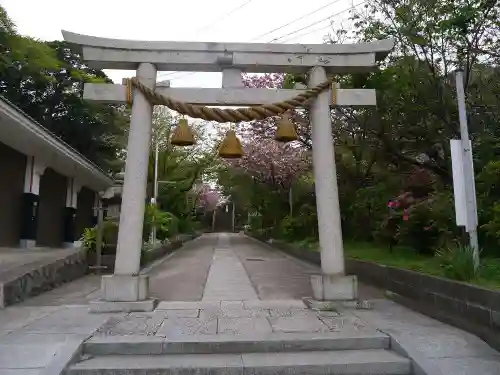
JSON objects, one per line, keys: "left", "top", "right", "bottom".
{"left": 125, "top": 76, "right": 336, "bottom": 123}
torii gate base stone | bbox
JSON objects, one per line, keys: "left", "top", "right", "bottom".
{"left": 62, "top": 31, "right": 394, "bottom": 312}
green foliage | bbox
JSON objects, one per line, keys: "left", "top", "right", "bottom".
{"left": 80, "top": 219, "right": 119, "bottom": 254}
{"left": 144, "top": 204, "right": 179, "bottom": 240}
{"left": 214, "top": 0, "right": 500, "bottom": 292}
{"left": 436, "top": 244, "right": 480, "bottom": 282}
{"left": 247, "top": 213, "right": 263, "bottom": 231}
{"left": 146, "top": 107, "right": 219, "bottom": 232}
{"left": 177, "top": 215, "right": 201, "bottom": 234}
{"left": 80, "top": 227, "right": 97, "bottom": 253}
{"left": 0, "top": 6, "right": 127, "bottom": 170}
{"left": 477, "top": 161, "right": 500, "bottom": 254}
{"left": 279, "top": 214, "right": 317, "bottom": 242}
{"left": 342, "top": 181, "right": 396, "bottom": 241}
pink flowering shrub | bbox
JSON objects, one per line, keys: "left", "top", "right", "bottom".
{"left": 380, "top": 168, "right": 444, "bottom": 254}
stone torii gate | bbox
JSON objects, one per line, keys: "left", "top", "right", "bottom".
{"left": 62, "top": 31, "right": 394, "bottom": 312}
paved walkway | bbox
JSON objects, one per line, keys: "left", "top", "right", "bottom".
{"left": 0, "top": 233, "right": 499, "bottom": 374}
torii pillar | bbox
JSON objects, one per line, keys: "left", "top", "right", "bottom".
{"left": 308, "top": 66, "right": 357, "bottom": 304}
{"left": 96, "top": 63, "right": 158, "bottom": 312}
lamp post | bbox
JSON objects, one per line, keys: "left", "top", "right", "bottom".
{"left": 149, "top": 141, "right": 178, "bottom": 245}
{"left": 231, "top": 199, "right": 235, "bottom": 232}
{"left": 149, "top": 141, "right": 159, "bottom": 244}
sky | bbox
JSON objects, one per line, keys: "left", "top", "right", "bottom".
{"left": 1, "top": 0, "right": 359, "bottom": 88}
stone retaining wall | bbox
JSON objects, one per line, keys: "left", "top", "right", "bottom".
{"left": 0, "top": 249, "right": 88, "bottom": 308}
{"left": 249, "top": 234, "right": 500, "bottom": 351}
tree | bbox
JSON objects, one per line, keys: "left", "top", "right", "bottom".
{"left": 216, "top": 135, "right": 312, "bottom": 230}
{"left": 327, "top": 0, "right": 500, "bottom": 182}
{"left": 240, "top": 73, "right": 314, "bottom": 149}
{"left": 0, "top": 6, "right": 60, "bottom": 88}
{"left": 230, "top": 138, "right": 309, "bottom": 189}
{"left": 323, "top": 0, "right": 500, "bottom": 249}
{"left": 223, "top": 0, "right": 500, "bottom": 253}
{"left": 0, "top": 5, "right": 127, "bottom": 170}
{"left": 146, "top": 107, "right": 220, "bottom": 222}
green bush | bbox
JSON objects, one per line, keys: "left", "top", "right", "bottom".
{"left": 177, "top": 215, "right": 200, "bottom": 234}
{"left": 279, "top": 215, "right": 307, "bottom": 241}
{"left": 343, "top": 183, "right": 395, "bottom": 241}
{"left": 381, "top": 190, "right": 456, "bottom": 255}
{"left": 278, "top": 206, "right": 318, "bottom": 242}
{"left": 476, "top": 160, "right": 500, "bottom": 256}
{"left": 436, "top": 244, "right": 480, "bottom": 282}
{"left": 80, "top": 218, "right": 119, "bottom": 254}
{"left": 143, "top": 204, "right": 179, "bottom": 240}
{"left": 397, "top": 202, "right": 441, "bottom": 255}
{"left": 248, "top": 213, "right": 263, "bottom": 231}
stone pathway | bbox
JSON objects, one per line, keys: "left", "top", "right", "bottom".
{"left": 94, "top": 299, "right": 370, "bottom": 338}
{"left": 202, "top": 234, "right": 259, "bottom": 301}
{"left": 353, "top": 299, "right": 500, "bottom": 374}
{"left": 0, "top": 304, "right": 110, "bottom": 374}
{"left": 0, "top": 233, "right": 499, "bottom": 374}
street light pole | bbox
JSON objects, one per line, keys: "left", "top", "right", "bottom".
{"left": 150, "top": 141, "right": 159, "bottom": 245}
{"left": 455, "top": 70, "right": 479, "bottom": 267}
{"left": 231, "top": 201, "right": 235, "bottom": 232}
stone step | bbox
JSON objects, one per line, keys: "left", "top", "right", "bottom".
{"left": 67, "top": 349, "right": 411, "bottom": 375}
{"left": 85, "top": 331, "right": 390, "bottom": 355}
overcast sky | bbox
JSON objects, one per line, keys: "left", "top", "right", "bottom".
{"left": 1, "top": 0, "right": 359, "bottom": 87}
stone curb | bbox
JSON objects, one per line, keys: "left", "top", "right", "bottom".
{"left": 39, "top": 335, "right": 88, "bottom": 375}
{"left": 84, "top": 332, "right": 390, "bottom": 355}
{"left": 66, "top": 349, "right": 411, "bottom": 375}
{"left": 381, "top": 329, "right": 441, "bottom": 375}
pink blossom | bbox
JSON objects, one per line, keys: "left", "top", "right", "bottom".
{"left": 239, "top": 73, "right": 310, "bottom": 148}
{"left": 195, "top": 185, "right": 221, "bottom": 211}
{"left": 388, "top": 200, "right": 400, "bottom": 209}
{"left": 402, "top": 208, "right": 409, "bottom": 221}
{"left": 226, "top": 138, "right": 310, "bottom": 187}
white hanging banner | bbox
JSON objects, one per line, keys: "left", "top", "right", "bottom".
{"left": 450, "top": 139, "right": 477, "bottom": 230}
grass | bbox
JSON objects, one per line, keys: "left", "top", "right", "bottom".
{"left": 291, "top": 239, "right": 500, "bottom": 290}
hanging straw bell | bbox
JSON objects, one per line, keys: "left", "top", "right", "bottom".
{"left": 274, "top": 111, "right": 298, "bottom": 143}
{"left": 218, "top": 129, "right": 244, "bottom": 159}
{"left": 170, "top": 118, "right": 196, "bottom": 146}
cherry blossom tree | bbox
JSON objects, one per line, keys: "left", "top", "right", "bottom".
{"left": 193, "top": 183, "right": 221, "bottom": 212}
{"left": 239, "top": 73, "right": 312, "bottom": 149}
{"left": 230, "top": 137, "right": 310, "bottom": 189}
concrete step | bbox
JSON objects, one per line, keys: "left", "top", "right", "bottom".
{"left": 85, "top": 331, "right": 390, "bottom": 355}
{"left": 67, "top": 349, "right": 411, "bottom": 375}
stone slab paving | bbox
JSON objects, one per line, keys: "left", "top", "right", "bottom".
{"left": 0, "top": 305, "right": 111, "bottom": 374}
{"left": 202, "top": 233, "right": 259, "bottom": 301}
{"left": 149, "top": 234, "right": 216, "bottom": 301}
{"left": 0, "top": 233, "right": 499, "bottom": 374}
{"left": 89, "top": 299, "right": 376, "bottom": 339}
{"left": 352, "top": 298, "right": 500, "bottom": 374}
{"left": 233, "top": 233, "right": 385, "bottom": 300}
